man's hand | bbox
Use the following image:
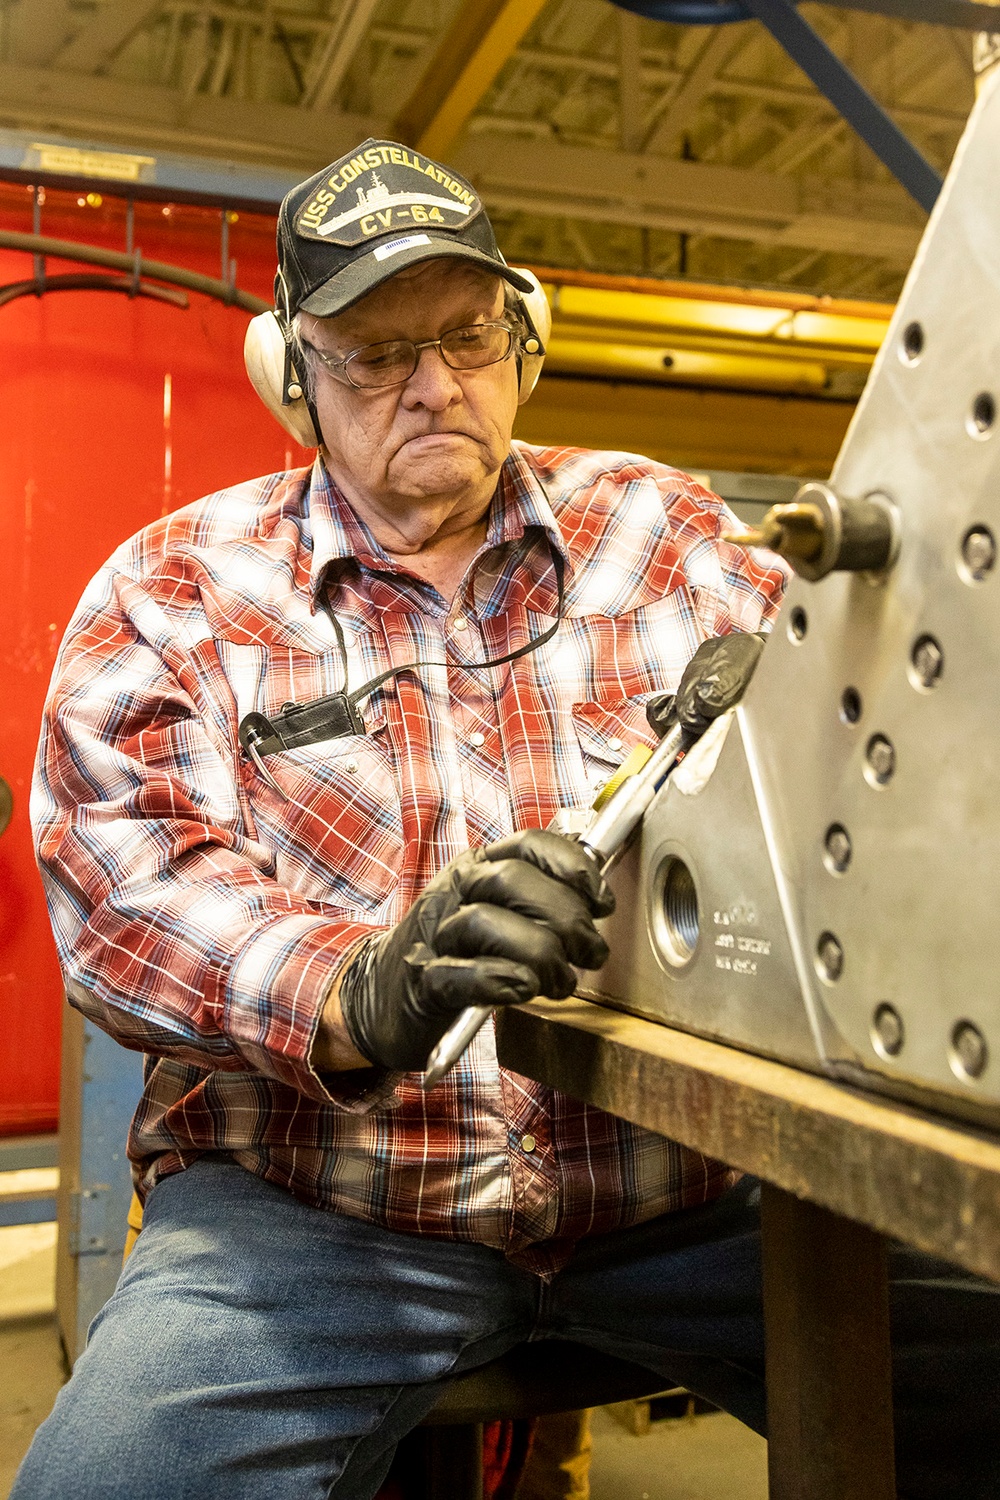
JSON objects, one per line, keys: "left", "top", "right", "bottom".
{"left": 647, "top": 632, "right": 765, "bottom": 740}
{"left": 336, "top": 830, "right": 615, "bottom": 1072}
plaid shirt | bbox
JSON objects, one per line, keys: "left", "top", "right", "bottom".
{"left": 33, "top": 443, "right": 785, "bottom": 1277}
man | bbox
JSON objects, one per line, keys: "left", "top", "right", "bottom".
{"left": 18, "top": 143, "right": 1000, "bottom": 1498}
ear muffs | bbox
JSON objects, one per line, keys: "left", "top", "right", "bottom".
{"left": 511, "top": 268, "right": 550, "bottom": 405}
{"left": 244, "top": 310, "right": 320, "bottom": 448}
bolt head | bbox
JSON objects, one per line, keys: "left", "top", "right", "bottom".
{"left": 951, "top": 1022, "right": 988, "bottom": 1080}
{"left": 866, "top": 736, "right": 895, "bottom": 782}
{"left": 873, "top": 1004, "right": 904, "bottom": 1057}
{"left": 962, "top": 528, "right": 996, "bottom": 580}
{"left": 911, "top": 636, "right": 943, "bottom": 688}
{"left": 817, "top": 932, "right": 844, "bottom": 982}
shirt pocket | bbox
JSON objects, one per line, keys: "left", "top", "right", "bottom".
{"left": 570, "top": 698, "right": 658, "bottom": 801}
{"left": 247, "top": 716, "right": 403, "bottom": 917}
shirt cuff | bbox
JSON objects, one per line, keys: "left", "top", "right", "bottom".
{"left": 223, "top": 912, "right": 401, "bottom": 1111}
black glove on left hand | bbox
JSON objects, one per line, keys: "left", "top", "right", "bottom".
{"left": 646, "top": 631, "right": 765, "bottom": 740}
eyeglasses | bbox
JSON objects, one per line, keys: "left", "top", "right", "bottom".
{"left": 301, "top": 321, "right": 517, "bottom": 390}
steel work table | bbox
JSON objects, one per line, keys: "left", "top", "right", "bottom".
{"left": 496, "top": 999, "right": 1000, "bottom": 1500}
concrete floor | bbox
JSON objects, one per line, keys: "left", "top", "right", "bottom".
{"left": 0, "top": 1220, "right": 767, "bottom": 1500}
{"left": 0, "top": 1223, "right": 65, "bottom": 1500}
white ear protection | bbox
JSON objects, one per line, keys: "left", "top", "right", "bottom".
{"left": 243, "top": 266, "right": 551, "bottom": 447}
{"left": 244, "top": 309, "right": 320, "bottom": 448}
{"left": 512, "top": 268, "right": 551, "bottom": 406}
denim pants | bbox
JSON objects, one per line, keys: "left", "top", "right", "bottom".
{"left": 12, "top": 1155, "right": 1000, "bottom": 1499}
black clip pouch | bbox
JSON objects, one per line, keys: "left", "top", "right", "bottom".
{"left": 239, "top": 692, "right": 365, "bottom": 759}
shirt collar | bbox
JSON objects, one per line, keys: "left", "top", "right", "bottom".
{"left": 305, "top": 448, "right": 571, "bottom": 605}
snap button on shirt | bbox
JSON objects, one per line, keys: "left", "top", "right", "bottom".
{"left": 468, "top": 732, "right": 486, "bottom": 747}
{"left": 521, "top": 1134, "right": 537, "bottom": 1154}
{"left": 453, "top": 615, "right": 469, "bottom": 631}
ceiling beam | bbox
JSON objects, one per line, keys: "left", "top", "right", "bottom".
{"left": 5, "top": 0, "right": 79, "bottom": 68}
{"left": 52, "top": 3, "right": 162, "bottom": 74}
{"left": 0, "top": 56, "right": 925, "bottom": 266}
{"left": 644, "top": 27, "right": 752, "bottom": 152}
{"left": 617, "top": 11, "right": 645, "bottom": 152}
{"left": 393, "top": 0, "right": 550, "bottom": 160}
{"left": 0, "top": 60, "right": 378, "bottom": 171}
{"left": 300, "top": 0, "right": 381, "bottom": 111}
{"left": 456, "top": 134, "right": 924, "bottom": 262}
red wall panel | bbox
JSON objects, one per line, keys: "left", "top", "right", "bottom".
{"left": 0, "top": 182, "right": 302, "bottom": 1135}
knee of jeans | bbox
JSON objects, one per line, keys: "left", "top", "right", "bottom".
{"left": 11, "top": 1378, "right": 191, "bottom": 1500}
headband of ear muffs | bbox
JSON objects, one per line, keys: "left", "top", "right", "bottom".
{"left": 243, "top": 268, "right": 551, "bottom": 448}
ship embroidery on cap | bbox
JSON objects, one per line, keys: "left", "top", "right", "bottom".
{"left": 295, "top": 142, "right": 481, "bottom": 247}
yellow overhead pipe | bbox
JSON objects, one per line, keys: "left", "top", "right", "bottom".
{"left": 547, "top": 284, "right": 888, "bottom": 354}
{"left": 393, "top": 0, "right": 549, "bottom": 161}
{"left": 523, "top": 267, "right": 894, "bottom": 395}
{"left": 547, "top": 337, "right": 830, "bottom": 392}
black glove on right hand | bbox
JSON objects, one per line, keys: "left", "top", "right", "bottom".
{"left": 337, "top": 829, "right": 615, "bottom": 1073}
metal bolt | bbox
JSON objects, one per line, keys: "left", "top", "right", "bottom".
{"left": 872, "top": 1004, "right": 904, "bottom": 1057}
{"left": 824, "top": 825, "right": 852, "bottom": 873}
{"left": 866, "top": 735, "right": 895, "bottom": 784}
{"left": 962, "top": 527, "right": 996, "bottom": 581}
{"left": 951, "top": 1021, "right": 988, "bottom": 1080}
{"left": 817, "top": 932, "right": 844, "bottom": 982}
{"left": 911, "top": 635, "right": 943, "bottom": 689}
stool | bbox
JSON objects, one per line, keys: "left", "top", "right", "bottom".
{"left": 398, "top": 1340, "right": 668, "bottom": 1500}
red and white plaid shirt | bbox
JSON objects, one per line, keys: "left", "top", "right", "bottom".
{"left": 33, "top": 443, "right": 785, "bottom": 1276}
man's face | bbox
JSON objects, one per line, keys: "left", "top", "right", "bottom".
{"left": 299, "top": 260, "right": 519, "bottom": 520}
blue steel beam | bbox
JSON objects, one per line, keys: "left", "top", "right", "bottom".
{"left": 612, "top": 0, "right": 946, "bottom": 213}
{"left": 743, "top": 0, "right": 943, "bottom": 212}
{"left": 614, "top": 0, "right": 1000, "bottom": 27}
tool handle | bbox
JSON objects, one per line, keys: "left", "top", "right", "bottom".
{"left": 420, "top": 723, "right": 688, "bottom": 1092}
{"left": 423, "top": 1005, "right": 494, "bottom": 1090}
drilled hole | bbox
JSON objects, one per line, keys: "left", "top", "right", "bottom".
{"left": 872, "top": 1004, "right": 904, "bottom": 1059}
{"left": 788, "top": 607, "right": 807, "bottom": 642}
{"left": 968, "top": 392, "right": 996, "bottom": 439}
{"left": 652, "top": 856, "right": 700, "bottom": 969}
{"left": 823, "top": 824, "right": 852, "bottom": 875}
{"left": 900, "top": 321, "right": 924, "bottom": 364}
{"left": 840, "top": 687, "right": 862, "bottom": 724}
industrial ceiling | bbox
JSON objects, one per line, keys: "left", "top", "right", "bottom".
{"left": 0, "top": 0, "right": 978, "bottom": 301}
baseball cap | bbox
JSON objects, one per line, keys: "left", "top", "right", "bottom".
{"left": 275, "top": 139, "right": 533, "bottom": 320}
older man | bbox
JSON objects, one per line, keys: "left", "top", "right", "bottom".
{"left": 18, "top": 143, "right": 1000, "bottom": 1499}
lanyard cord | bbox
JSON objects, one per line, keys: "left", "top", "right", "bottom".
{"left": 320, "top": 545, "right": 565, "bottom": 712}
{"left": 239, "top": 541, "right": 566, "bottom": 759}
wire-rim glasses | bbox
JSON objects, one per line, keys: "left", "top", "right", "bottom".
{"left": 301, "top": 321, "right": 517, "bottom": 390}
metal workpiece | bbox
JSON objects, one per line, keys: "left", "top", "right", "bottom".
{"left": 587, "top": 69, "right": 1000, "bottom": 1131}
{"left": 582, "top": 709, "right": 821, "bottom": 1072}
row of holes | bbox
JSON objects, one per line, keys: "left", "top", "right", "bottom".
{"left": 900, "top": 320, "right": 996, "bottom": 437}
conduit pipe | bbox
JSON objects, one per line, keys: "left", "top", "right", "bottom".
{"left": 0, "top": 230, "right": 269, "bottom": 314}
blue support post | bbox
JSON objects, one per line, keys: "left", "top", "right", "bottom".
{"left": 55, "top": 1009, "right": 145, "bottom": 1363}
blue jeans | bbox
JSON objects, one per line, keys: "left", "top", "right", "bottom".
{"left": 12, "top": 1156, "right": 1000, "bottom": 1499}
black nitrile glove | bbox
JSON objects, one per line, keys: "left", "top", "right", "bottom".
{"left": 653, "top": 632, "right": 765, "bottom": 739}
{"left": 338, "top": 829, "right": 615, "bottom": 1072}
